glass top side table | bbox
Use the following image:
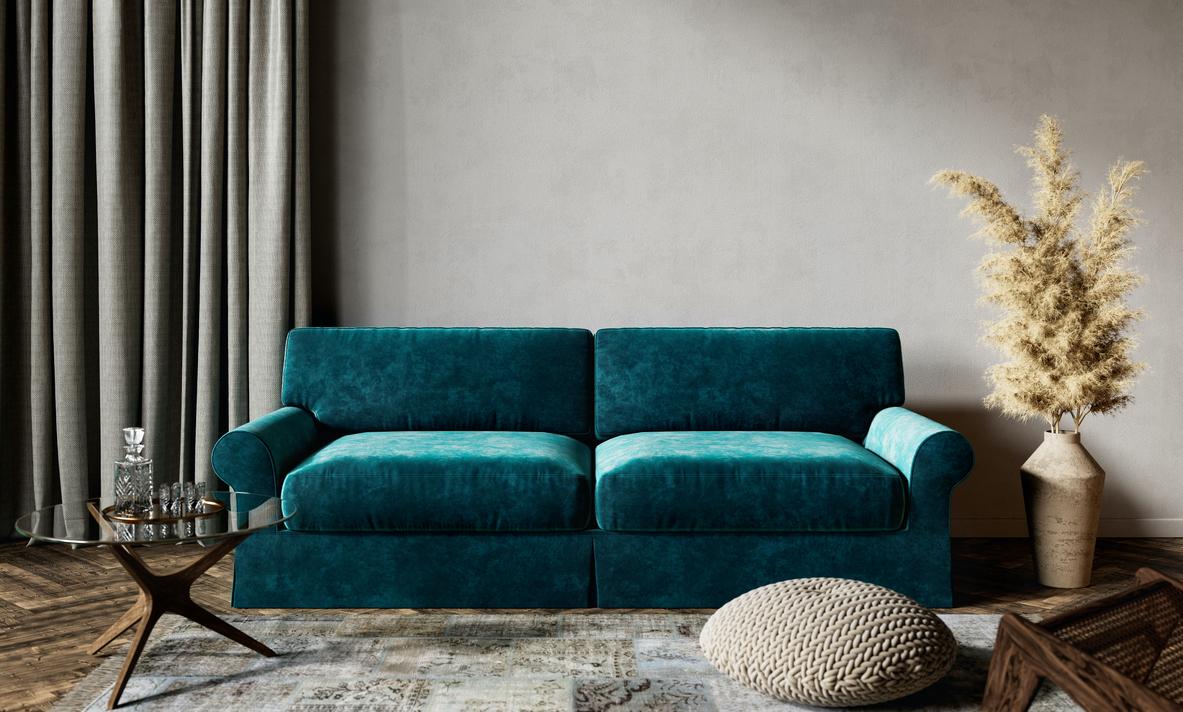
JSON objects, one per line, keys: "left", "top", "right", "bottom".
{"left": 16, "top": 491, "right": 291, "bottom": 710}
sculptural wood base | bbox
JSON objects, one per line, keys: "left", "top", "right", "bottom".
{"left": 85, "top": 505, "right": 276, "bottom": 709}
{"left": 982, "top": 568, "right": 1183, "bottom": 711}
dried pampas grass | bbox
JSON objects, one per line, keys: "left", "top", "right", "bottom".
{"left": 933, "top": 115, "right": 1146, "bottom": 433}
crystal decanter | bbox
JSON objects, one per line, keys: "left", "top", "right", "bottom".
{"left": 113, "top": 427, "right": 154, "bottom": 515}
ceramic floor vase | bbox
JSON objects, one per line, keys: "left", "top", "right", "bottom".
{"left": 1020, "top": 431, "right": 1105, "bottom": 588}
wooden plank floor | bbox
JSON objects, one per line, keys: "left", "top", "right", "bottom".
{"left": 0, "top": 537, "right": 1179, "bottom": 711}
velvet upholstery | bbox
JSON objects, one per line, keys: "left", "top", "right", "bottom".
{"left": 594, "top": 328, "right": 905, "bottom": 440}
{"left": 281, "top": 431, "right": 591, "bottom": 532}
{"left": 214, "top": 327, "right": 974, "bottom": 610}
{"left": 591, "top": 530, "right": 957, "bottom": 607}
{"left": 234, "top": 530, "right": 594, "bottom": 608}
{"left": 864, "top": 406, "right": 974, "bottom": 496}
{"left": 281, "top": 327, "right": 593, "bottom": 434}
{"left": 210, "top": 406, "right": 321, "bottom": 496}
{"left": 864, "top": 406, "right": 974, "bottom": 548}
{"left": 594, "top": 431, "right": 905, "bottom": 532}
{"left": 231, "top": 527, "right": 962, "bottom": 608}
{"left": 587, "top": 407, "right": 973, "bottom": 607}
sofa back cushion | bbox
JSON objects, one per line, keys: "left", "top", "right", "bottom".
{"left": 282, "top": 327, "right": 593, "bottom": 433}
{"left": 594, "top": 327, "right": 904, "bottom": 441}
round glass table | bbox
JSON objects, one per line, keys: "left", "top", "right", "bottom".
{"left": 16, "top": 492, "right": 291, "bottom": 710}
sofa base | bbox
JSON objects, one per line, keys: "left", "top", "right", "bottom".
{"left": 232, "top": 528, "right": 952, "bottom": 609}
{"left": 592, "top": 530, "right": 953, "bottom": 608}
{"left": 232, "top": 531, "right": 595, "bottom": 608}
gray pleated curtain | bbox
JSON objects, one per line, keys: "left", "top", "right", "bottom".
{"left": 0, "top": 0, "right": 310, "bottom": 536}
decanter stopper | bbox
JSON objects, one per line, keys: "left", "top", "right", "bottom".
{"left": 123, "top": 427, "right": 146, "bottom": 461}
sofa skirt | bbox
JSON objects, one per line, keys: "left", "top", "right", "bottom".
{"left": 232, "top": 531, "right": 596, "bottom": 608}
{"left": 231, "top": 528, "right": 953, "bottom": 609}
{"left": 591, "top": 530, "right": 953, "bottom": 608}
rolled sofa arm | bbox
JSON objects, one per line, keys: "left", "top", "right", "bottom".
{"left": 211, "top": 406, "right": 321, "bottom": 496}
{"left": 864, "top": 406, "right": 974, "bottom": 528}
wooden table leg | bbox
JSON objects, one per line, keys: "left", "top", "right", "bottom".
{"left": 92, "top": 534, "right": 276, "bottom": 709}
{"left": 983, "top": 614, "right": 1042, "bottom": 711}
{"left": 88, "top": 593, "right": 146, "bottom": 655}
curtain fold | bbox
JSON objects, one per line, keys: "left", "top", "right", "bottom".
{"left": 142, "top": 0, "right": 179, "bottom": 501}
{"left": 49, "top": 0, "right": 92, "bottom": 516}
{"left": 93, "top": 0, "right": 147, "bottom": 499}
{"left": 0, "top": 0, "right": 310, "bottom": 536}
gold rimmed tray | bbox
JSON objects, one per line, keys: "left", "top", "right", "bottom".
{"left": 102, "top": 498, "right": 225, "bottom": 525}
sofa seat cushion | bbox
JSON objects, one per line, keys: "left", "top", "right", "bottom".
{"left": 281, "top": 431, "right": 592, "bottom": 532}
{"left": 595, "top": 432, "right": 906, "bottom": 532}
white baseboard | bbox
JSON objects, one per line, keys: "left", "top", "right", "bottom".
{"left": 1095, "top": 519, "right": 1183, "bottom": 537}
{"left": 952, "top": 518, "right": 1183, "bottom": 538}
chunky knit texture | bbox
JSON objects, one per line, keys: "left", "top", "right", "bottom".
{"left": 699, "top": 578, "right": 956, "bottom": 707}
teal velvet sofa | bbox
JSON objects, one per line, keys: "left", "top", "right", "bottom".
{"left": 212, "top": 326, "right": 973, "bottom": 608}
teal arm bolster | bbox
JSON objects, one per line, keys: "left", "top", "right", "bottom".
{"left": 211, "top": 406, "right": 321, "bottom": 496}
{"left": 864, "top": 407, "right": 974, "bottom": 532}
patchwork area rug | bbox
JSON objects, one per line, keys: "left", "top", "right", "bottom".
{"left": 54, "top": 613, "right": 1079, "bottom": 711}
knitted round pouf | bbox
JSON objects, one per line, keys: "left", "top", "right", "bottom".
{"left": 699, "top": 578, "right": 956, "bottom": 707}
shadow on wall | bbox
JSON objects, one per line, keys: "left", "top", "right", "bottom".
{"left": 309, "top": 0, "right": 339, "bottom": 325}
{"left": 308, "top": 1, "right": 411, "bottom": 327}
{"left": 911, "top": 403, "right": 1033, "bottom": 536}
{"left": 911, "top": 401, "right": 1147, "bottom": 537}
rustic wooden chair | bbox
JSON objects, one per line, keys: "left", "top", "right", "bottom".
{"left": 984, "top": 567, "right": 1183, "bottom": 711}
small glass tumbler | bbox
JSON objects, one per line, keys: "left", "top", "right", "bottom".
{"left": 184, "top": 482, "right": 198, "bottom": 513}
{"left": 195, "top": 482, "right": 208, "bottom": 512}
{"left": 157, "top": 483, "right": 172, "bottom": 515}
{"left": 171, "top": 483, "right": 184, "bottom": 516}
